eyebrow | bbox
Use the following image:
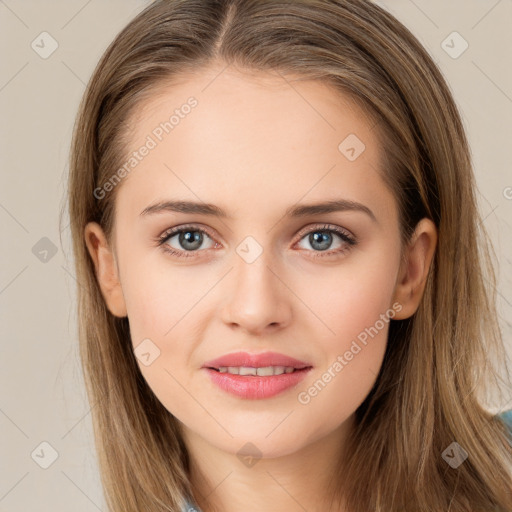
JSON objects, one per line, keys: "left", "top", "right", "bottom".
{"left": 140, "top": 199, "right": 377, "bottom": 223}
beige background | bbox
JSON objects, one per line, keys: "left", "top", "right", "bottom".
{"left": 0, "top": 0, "right": 511, "bottom": 510}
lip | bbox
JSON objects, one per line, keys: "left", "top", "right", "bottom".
{"left": 202, "top": 351, "right": 313, "bottom": 400}
{"left": 202, "top": 351, "right": 311, "bottom": 370}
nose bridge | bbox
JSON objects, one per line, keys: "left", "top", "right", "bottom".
{"left": 234, "top": 241, "right": 275, "bottom": 296}
{"left": 220, "top": 235, "right": 290, "bottom": 333}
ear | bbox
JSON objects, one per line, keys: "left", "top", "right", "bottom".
{"left": 391, "top": 218, "right": 437, "bottom": 320}
{"left": 84, "top": 222, "right": 127, "bottom": 318}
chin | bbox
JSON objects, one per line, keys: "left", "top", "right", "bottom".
{"left": 212, "top": 422, "right": 312, "bottom": 458}
{"left": 224, "top": 436, "right": 303, "bottom": 460}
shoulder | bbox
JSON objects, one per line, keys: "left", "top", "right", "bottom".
{"left": 496, "top": 409, "right": 512, "bottom": 439}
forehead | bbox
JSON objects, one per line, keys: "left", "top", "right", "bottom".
{"left": 114, "top": 65, "right": 394, "bottom": 223}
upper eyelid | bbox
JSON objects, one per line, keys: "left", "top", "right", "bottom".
{"left": 159, "top": 223, "right": 216, "bottom": 241}
{"left": 295, "top": 223, "right": 354, "bottom": 240}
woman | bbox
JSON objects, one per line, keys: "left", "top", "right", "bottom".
{"left": 66, "top": 1, "right": 512, "bottom": 510}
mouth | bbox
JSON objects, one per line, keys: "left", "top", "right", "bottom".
{"left": 201, "top": 351, "right": 313, "bottom": 399}
{"left": 206, "top": 365, "right": 311, "bottom": 376}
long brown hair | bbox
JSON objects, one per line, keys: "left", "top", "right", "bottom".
{"left": 65, "top": 1, "right": 512, "bottom": 510}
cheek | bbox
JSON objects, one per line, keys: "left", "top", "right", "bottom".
{"left": 290, "top": 251, "right": 399, "bottom": 416}
{"left": 294, "top": 247, "right": 399, "bottom": 349}
{"left": 293, "top": 295, "right": 394, "bottom": 440}
{"left": 119, "top": 254, "right": 212, "bottom": 402}
{"left": 122, "top": 265, "right": 203, "bottom": 417}
{"left": 119, "top": 247, "right": 204, "bottom": 344}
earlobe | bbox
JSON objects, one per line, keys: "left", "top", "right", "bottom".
{"left": 84, "top": 222, "right": 128, "bottom": 318}
{"left": 392, "top": 218, "right": 437, "bottom": 320}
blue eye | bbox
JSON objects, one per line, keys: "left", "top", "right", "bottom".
{"left": 301, "top": 227, "right": 356, "bottom": 257}
{"left": 156, "top": 223, "right": 357, "bottom": 259}
{"left": 294, "top": 224, "right": 357, "bottom": 258}
{"left": 157, "top": 225, "right": 216, "bottom": 258}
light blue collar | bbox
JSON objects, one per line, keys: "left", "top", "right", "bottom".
{"left": 181, "top": 496, "right": 202, "bottom": 512}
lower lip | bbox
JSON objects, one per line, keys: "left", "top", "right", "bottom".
{"left": 203, "top": 367, "right": 312, "bottom": 399}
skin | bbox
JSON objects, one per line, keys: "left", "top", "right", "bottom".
{"left": 85, "top": 63, "right": 437, "bottom": 512}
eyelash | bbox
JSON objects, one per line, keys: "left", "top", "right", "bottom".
{"left": 156, "top": 223, "right": 357, "bottom": 259}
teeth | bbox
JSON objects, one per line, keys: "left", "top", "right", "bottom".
{"left": 239, "top": 367, "right": 256, "bottom": 376}
{"left": 257, "top": 366, "right": 275, "bottom": 376}
{"left": 217, "top": 366, "right": 297, "bottom": 376}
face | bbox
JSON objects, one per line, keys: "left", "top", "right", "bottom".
{"left": 88, "top": 64, "right": 429, "bottom": 459}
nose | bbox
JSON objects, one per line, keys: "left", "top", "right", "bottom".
{"left": 220, "top": 248, "right": 292, "bottom": 336}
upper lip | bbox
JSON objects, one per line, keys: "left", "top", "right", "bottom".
{"left": 202, "top": 351, "right": 312, "bottom": 370}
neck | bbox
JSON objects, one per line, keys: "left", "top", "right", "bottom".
{"left": 182, "top": 415, "right": 354, "bottom": 512}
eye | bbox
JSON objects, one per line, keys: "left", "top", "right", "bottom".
{"left": 157, "top": 224, "right": 218, "bottom": 258}
{"left": 294, "top": 223, "right": 357, "bottom": 258}
{"left": 156, "top": 223, "right": 357, "bottom": 259}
